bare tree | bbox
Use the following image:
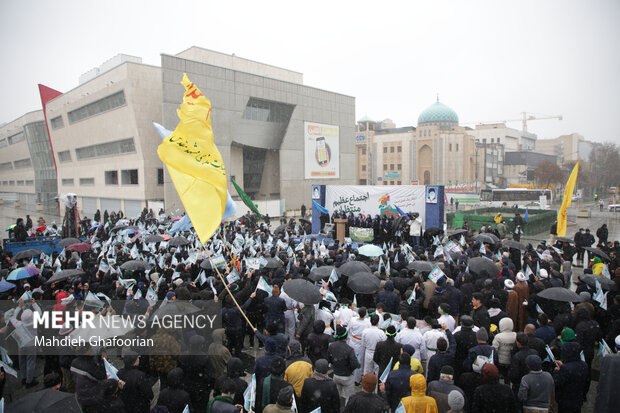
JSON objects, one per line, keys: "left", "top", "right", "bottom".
{"left": 534, "top": 160, "right": 564, "bottom": 188}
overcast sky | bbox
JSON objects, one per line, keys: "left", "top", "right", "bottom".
{"left": 1, "top": 0, "right": 619, "bottom": 143}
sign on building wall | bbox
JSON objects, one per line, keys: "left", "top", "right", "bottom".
{"left": 325, "top": 185, "right": 426, "bottom": 221}
{"left": 355, "top": 134, "right": 367, "bottom": 144}
{"left": 384, "top": 172, "right": 401, "bottom": 179}
{"left": 304, "top": 121, "right": 340, "bottom": 179}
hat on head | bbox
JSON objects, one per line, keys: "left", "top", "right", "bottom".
{"left": 539, "top": 269, "right": 548, "bottom": 279}
{"left": 173, "top": 278, "right": 183, "bottom": 287}
{"left": 361, "top": 373, "right": 378, "bottom": 392}
{"left": 516, "top": 272, "right": 526, "bottom": 282}
{"left": 476, "top": 327, "right": 488, "bottom": 342}
{"left": 150, "top": 272, "right": 160, "bottom": 282}
{"left": 440, "top": 365, "right": 454, "bottom": 376}
{"left": 448, "top": 390, "right": 465, "bottom": 411}
{"left": 165, "top": 291, "right": 176, "bottom": 300}
{"left": 504, "top": 279, "right": 514, "bottom": 289}
{"left": 525, "top": 354, "right": 542, "bottom": 371}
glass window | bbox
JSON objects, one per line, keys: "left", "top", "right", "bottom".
{"left": 241, "top": 97, "right": 294, "bottom": 123}
{"left": 7, "top": 132, "right": 25, "bottom": 145}
{"left": 68, "top": 90, "right": 126, "bottom": 123}
{"left": 25, "top": 180, "right": 34, "bottom": 186}
{"left": 390, "top": 146, "right": 394, "bottom": 153}
{"left": 157, "top": 168, "right": 164, "bottom": 185}
{"left": 58, "top": 150, "right": 72, "bottom": 163}
{"left": 383, "top": 164, "right": 387, "bottom": 170}
{"left": 456, "top": 144, "right": 459, "bottom": 151}
{"left": 13, "top": 158, "right": 31, "bottom": 169}
{"left": 397, "top": 146, "right": 402, "bottom": 153}
{"left": 397, "top": 164, "right": 402, "bottom": 170}
{"left": 449, "top": 143, "right": 452, "bottom": 151}
{"left": 75, "top": 137, "right": 135, "bottom": 160}
{"left": 390, "top": 164, "right": 394, "bottom": 170}
{"left": 79, "top": 178, "right": 95, "bottom": 186}
{"left": 121, "top": 169, "right": 138, "bottom": 185}
{"left": 62, "top": 178, "right": 74, "bottom": 186}
{"left": 397, "top": 181, "right": 401, "bottom": 185}
{"left": 0, "top": 162, "right": 12, "bottom": 171}
{"left": 9, "top": 181, "right": 15, "bottom": 186}
{"left": 361, "top": 165, "right": 366, "bottom": 171}
{"left": 383, "top": 147, "right": 387, "bottom": 153}
{"left": 51, "top": 116, "right": 64, "bottom": 130}
{"left": 361, "top": 147, "right": 366, "bottom": 155}
{"left": 16, "top": 180, "right": 24, "bottom": 186}
{"left": 105, "top": 170, "right": 118, "bottom": 185}
{"left": 497, "top": 137, "right": 500, "bottom": 143}
{"left": 0, "top": 139, "right": 6, "bottom": 147}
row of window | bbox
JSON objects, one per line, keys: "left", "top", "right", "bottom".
{"left": 0, "top": 180, "right": 33, "bottom": 186}
{"left": 56, "top": 137, "right": 136, "bottom": 163}
{"left": 480, "top": 138, "right": 501, "bottom": 144}
{"left": 448, "top": 143, "right": 460, "bottom": 152}
{"left": 60, "top": 168, "right": 166, "bottom": 187}
{"left": 0, "top": 158, "right": 31, "bottom": 170}
{"left": 67, "top": 90, "right": 126, "bottom": 124}
{"left": 383, "top": 164, "right": 402, "bottom": 171}
{"left": 383, "top": 180, "right": 402, "bottom": 185}
{"left": 382, "top": 145, "right": 402, "bottom": 153}
{"left": 0, "top": 131, "right": 26, "bottom": 148}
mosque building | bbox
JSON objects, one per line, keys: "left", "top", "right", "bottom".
{"left": 355, "top": 99, "right": 477, "bottom": 186}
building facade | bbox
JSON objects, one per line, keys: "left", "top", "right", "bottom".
{"left": 503, "top": 151, "right": 557, "bottom": 185}
{"left": 535, "top": 133, "right": 593, "bottom": 165}
{"left": 161, "top": 47, "right": 356, "bottom": 213}
{"left": 355, "top": 100, "right": 476, "bottom": 186}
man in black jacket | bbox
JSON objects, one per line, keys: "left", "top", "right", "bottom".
{"left": 118, "top": 350, "right": 154, "bottom": 413}
{"left": 524, "top": 324, "right": 546, "bottom": 359}
{"left": 344, "top": 373, "right": 389, "bottom": 413}
{"left": 507, "top": 332, "right": 537, "bottom": 392}
{"left": 453, "top": 315, "right": 477, "bottom": 377}
{"left": 373, "top": 325, "right": 402, "bottom": 377}
{"left": 471, "top": 293, "right": 490, "bottom": 331}
{"left": 384, "top": 353, "right": 417, "bottom": 412}
{"left": 553, "top": 342, "right": 590, "bottom": 413}
{"left": 426, "top": 325, "right": 456, "bottom": 383}
{"left": 300, "top": 359, "right": 340, "bottom": 413}
{"left": 70, "top": 347, "right": 109, "bottom": 413}
{"left": 328, "top": 325, "right": 360, "bottom": 403}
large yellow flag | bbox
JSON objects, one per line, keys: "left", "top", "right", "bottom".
{"left": 157, "top": 73, "right": 227, "bottom": 244}
{"left": 557, "top": 162, "right": 579, "bottom": 237}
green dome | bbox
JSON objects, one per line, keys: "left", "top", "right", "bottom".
{"left": 417, "top": 101, "right": 459, "bottom": 127}
{"left": 358, "top": 115, "right": 374, "bottom": 123}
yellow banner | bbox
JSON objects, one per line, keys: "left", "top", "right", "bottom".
{"left": 557, "top": 162, "right": 578, "bottom": 237}
{"left": 157, "top": 73, "right": 227, "bottom": 244}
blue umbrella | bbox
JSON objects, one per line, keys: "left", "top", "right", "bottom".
{"left": 7, "top": 266, "right": 40, "bottom": 281}
{"left": 358, "top": 244, "right": 384, "bottom": 257}
{"left": 0, "top": 280, "right": 16, "bottom": 293}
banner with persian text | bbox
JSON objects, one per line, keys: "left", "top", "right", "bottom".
{"left": 325, "top": 185, "right": 426, "bottom": 221}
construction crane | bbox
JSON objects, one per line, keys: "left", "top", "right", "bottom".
{"left": 471, "top": 112, "right": 562, "bottom": 132}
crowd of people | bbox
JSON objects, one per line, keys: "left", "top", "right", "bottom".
{"left": 0, "top": 207, "right": 619, "bottom": 413}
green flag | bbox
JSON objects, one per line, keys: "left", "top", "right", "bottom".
{"left": 231, "top": 177, "right": 263, "bottom": 218}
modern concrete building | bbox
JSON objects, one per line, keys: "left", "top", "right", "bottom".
{"left": 503, "top": 151, "right": 557, "bottom": 185}
{"left": 0, "top": 110, "right": 57, "bottom": 209}
{"left": 160, "top": 47, "right": 356, "bottom": 214}
{"left": 468, "top": 123, "right": 522, "bottom": 152}
{"left": 43, "top": 55, "right": 164, "bottom": 219}
{"left": 355, "top": 100, "right": 476, "bottom": 186}
{"left": 535, "top": 133, "right": 593, "bottom": 166}
{"left": 474, "top": 141, "right": 504, "bottom": 188}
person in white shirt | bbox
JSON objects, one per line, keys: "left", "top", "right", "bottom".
{"left": 279, "top": 289, "right": 297, "bottom": 340}
{"left": 361, "top": 314, "right": 386, "bottom": 375}
{"left": 334, "top": 300, "right": 356, "bottom": 328}
{"left": 422, "top": 318, "right": 447, "bottom": 373}
{"left": 347, "top": 307, "right": 371, "bottom": 383}
{"left": 409, "top": 213, "right": 423, "bottom": 246}
{"left": 395, "top": 317, "right": 428, "bottom": 363}
{"left": 437, "top": 303, "right": 456, "bottom": 332}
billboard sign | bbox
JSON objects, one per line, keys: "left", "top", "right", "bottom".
{"left": 304, "top": 121, "right": 339, "bottom": 179}
{"left": 325, "top": 185, "right": 426, "bottom": 220}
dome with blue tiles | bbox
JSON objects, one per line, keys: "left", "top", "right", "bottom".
{"left": 417, "top": 100, "right": 459, "bottom": 127}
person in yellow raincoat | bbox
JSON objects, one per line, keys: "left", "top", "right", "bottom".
{"left": 494, "top": 212, "right": 503, "bottom": 224}
{"left": 590, "top": 256, "right": 605, "bottom": 275}
{"left": 400, "top": 374, "right": 438, "bottom": 413}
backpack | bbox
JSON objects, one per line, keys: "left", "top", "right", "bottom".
{"left": 472, "top": 349, "right": 494, "bottom": 373}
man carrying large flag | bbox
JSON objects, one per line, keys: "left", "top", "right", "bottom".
{"left": 557, "top": 162, "right": 579, "bottom": 237}
{"left": 157, "top": 73, "right": 227, "bottom": 245}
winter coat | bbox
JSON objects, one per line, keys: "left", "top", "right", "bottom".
{"left": 256, "top": 375, "right": 294, "bottom": 413}
{"left": 594, "top": 353, "right": 620, "bottom": 413}
{"left": 306, "top": 321, "right": 333, "bottom": 365}
{"left": 376, "top": 281, "right": 401, "bottom": 314}
{"left": 344, "top": 391, "right": 390, "bottom": 413}
{"left": 254, "top": 340, "right": 280, "bottom": 383}
{"left": 471, "top": 305, "right": 490, "bottom": 331}
{"left": 214, "top": 358, "right": 247, "bottom": 407}
{"left": 492, "top": 318, "right": 516, "bottom": 366}
{"left": 117, "top": 365, "right": 154, "bottom": 413}
{"left": 374, "top": 337, "right": 403, "bottom": 377}
{"left": 208, "top": 329, "right": 232, "bottom": 379}
{"left": 453, "top": 327, "right": 477, "bottom": 375}
{"left": 150, "top": 328, "right": 181, "bottom": 376}
{"left": 462, "top": 343, "right": 499, "bottom": 373}
{"left": 553, "top": 342, "right": 590, "bottom": 411}
{"left": 507, "top": 346, "right": 537, "bottom": 387}
{"left": 328, "top": 340, "right": 360, "bottom": 377}
{"left": 158, "top": 369, "right": 191, "bottom": 413}
{"left": 264, "top": 294, "right": 287, "bottom": 326}
{"left": 385, "top": 366, "right": 417, "bottom": 412}
{"left": 426, "top": 330, "right": 456, "bottom": 383}
{"left": 71, "top": 355, "right": 107, "bottom": 409}
{"left": 426, "top": 379, "right": 466, "bottom": 413}
{"left": 207, "top": 395, "right": 239, "bottom": 413}
{"left": 517, "top": 370, "right": 554, "bottom": 410}
{"left": 400, "top": 374, "right": 438, "bottom": 413}
{"left": 300, "top": 376, "right": 340, "bottom": 413}
{"left": 472, "top": 379, "right": 516, "bottom": 413}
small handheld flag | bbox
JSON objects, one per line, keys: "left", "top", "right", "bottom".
{"left": 379, "top": 357, "right": 393, "bottom": 382}
{"left": 104, "top": 358, "right": 119, "bottom": 380}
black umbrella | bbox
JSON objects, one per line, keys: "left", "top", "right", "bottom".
{"left": 58, "top": 237, "right": 80, "bottom": 247}
{"left": 300, "top": 218, "right": 312, "bottom": 226}
{"left": 502, "top": 239, "right": 526, "bottom": 251}
{"left": 151, "top": 300, "right": 201, "bottom": 318}
{"left": 555, "top": 236, "right": 573, "bottom": 244}
{"left": 308, "top": 265, "right": 335, "bottom": 282}
{"left": 13, "top": 249, "right": 43, "bottom": 260}
{"left": 473, "top": 233, "right": 497, "bottom": 244}
{"left": 120, "top": 260, "right": 152, "bottom": 271}
{"left": 425, "top": 227, "right": 442, "bottom": 237}
{"left": 538, "top": 287, "right": 584, "bottom": 303}
{"left": 7, "top": 388, "right": 82, "bottom": 413}
{"left": 337, "top": 261, "right": 371, "bottom": 276}
{"left": 347, "top": 272, "right": 380, "bottom": 294}
{"left": 584, "top": 247, "right": 611, "bottom": 262}
{"left": 282, "top": 279, "right": 322, "bottom": 304}
{"left": 168, "top": 236, "right": 190, "bottom": 247}
{"left": 273, "top": 224, "right": 287, "bottom": 234}
{"left": 449, "top": 229, "right": 468, "bottom": 237}
{"left": 264, "top": 257, "right": 281, "bottom": 269}
{"left": 45, "top": 269, "right": 85, "bottom": 284}
{"left": 144, "top": 234, "right": 164, "bottom": 243}
{"left": 578, "top": 274, "right": 618, "bottom": 291}
{"left": 467, "top": 257, "right": 500, "bottom": 277}
{"left": 407, "top": 261, "right": 433, "bottom": 272}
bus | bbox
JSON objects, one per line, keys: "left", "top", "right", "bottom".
{"left": 480, "top": 188, "right": 553, "bottom": 209}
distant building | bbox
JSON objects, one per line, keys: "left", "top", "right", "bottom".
{"left": 468, "top": 123, "right": 523, "bottom": 152}
{"left": 503, "top": 151, "right": 557, "bottom": 185}
{"left": 536, "top": 133, "right": 593, "bottom": 165}
{"left": 355, "top": 100, "right": 476, "bottom": 186}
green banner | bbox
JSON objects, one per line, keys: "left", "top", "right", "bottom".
{"left": 231, "top": 177, "right": 263, "bottom": 219}
{"left": 350, "top": 227, "right": 374, "bottom": 242}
